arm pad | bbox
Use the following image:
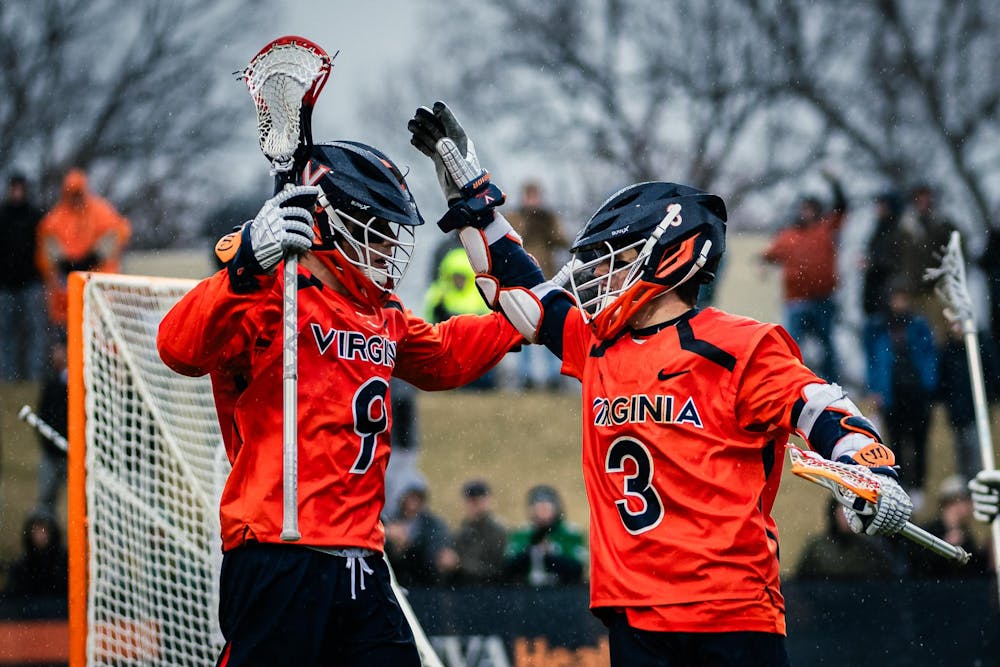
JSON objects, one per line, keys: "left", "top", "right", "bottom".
{"left": 791, "top": 382, "right": 897, "bottom": 476}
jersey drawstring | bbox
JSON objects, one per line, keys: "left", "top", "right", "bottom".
{"left": 306, "top": 546, "right": 378, "bottom": 600}
{"left": 345, "top": 552, "right": 374, "bottom": 600}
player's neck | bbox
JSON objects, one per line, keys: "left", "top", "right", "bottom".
{"left": 300, "top": 251, "right": 346, "bottom": 295}
{"left": 627, "top": 290, "right": 694, "bottom": 330}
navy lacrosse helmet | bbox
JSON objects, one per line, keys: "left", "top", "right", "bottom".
{"left": 304, "top": 141, "right": 424, "bottom": 305}
{"left": 569, "top": 182, "right": 727, "bottom": 339}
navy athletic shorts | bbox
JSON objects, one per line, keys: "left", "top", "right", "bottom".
{"left": 215, "top": 543, "right": 420, "bottom": 667}
{"left": 604, "top": 611, "right": 792, "bottom": 667}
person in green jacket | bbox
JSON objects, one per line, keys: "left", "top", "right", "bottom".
{"left": 425, "top": 246, "right": 490, "bottom": 323}
{"left": 505, "top": 485, "right": 586, "bottom": 586}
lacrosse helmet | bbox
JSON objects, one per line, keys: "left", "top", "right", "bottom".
{"left": 569, "top": 181, "right": 726, "bottom": 340}
{"left": 305, "top": 141, "right": 424, "bottom": 306}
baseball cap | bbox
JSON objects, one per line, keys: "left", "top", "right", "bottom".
{"left": 462, "top": 479, "right": 491, "bottom": 499}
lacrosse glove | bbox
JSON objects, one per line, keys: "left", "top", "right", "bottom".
{"left": 837, "top": 447, "right": 913, "bottom": 536}
{"left": 225, "top": 186, "right": 319, "bottom": 292}
{"left": 408, "top": 101, "right": 506, "bottom": 231}
{"left": 968, "top": 470, "right": 1000, "bottom": 523}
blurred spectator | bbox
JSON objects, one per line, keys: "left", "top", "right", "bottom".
{"left": 3, "top": 511, "right": 68, "bottom": 599}
{"left": 203, "top": 194, "right": 261, "bottom": 271}
{"left": 0, "top": 173, "right": 47, "bottom": 380}
{"left": 505, "top": 181, "right": 568, "bottom": 390}
{"left": 427, "top": 235, "right": 464, "bottom": 285}
{"left": 936, "top": 329, "right": 1000, "bottom": 483}
{"left": 794, "top": 498, "right": 902, "bottom": 581}
{"left": 425, "top": 246, "right": 490, "bottom": 323}
{"left": 505, "top": 181, "right": 569, "bottom": 278}
{"left": 383, "top": 377, "right": 422, "bottom": 520}
{"left": 384, "top": 477, "right": 457, "bottom": 587}
{"left": 760, "top": 172, "right": 847, "bottom": 382}
{"left": 34, "top": 336, "right": 69, "bottom": 517}
{"left": 36, "top": 168, "right": 131, "bottom": 326}
{"left": 896, "top": 183, "right": 958, "bottom": 340}
{"left": 908, "top": 475, "right": 992, "bottom": 579}
{"left": 981, "top": 216, "right": 1000, "bottom": 343}
{"left": 450, "top": 480, "right": 507, "bottom": 586}
{"left": 860, "top": 190, "right": 904, "bottom": 341}
{"left": 866, "top": 282, "right": 937, "bottom": 506}
{"left": 424, "top": 247, "right": 496, "bottom": 390}
{"left": 696, "top": 253, "right": 725, "bottom": 308}
{"left": 505, "top": 485, "right": 586, "bottom": 586}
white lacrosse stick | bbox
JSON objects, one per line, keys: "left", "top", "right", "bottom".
{"left": 924, "top": 230, "right": 1000, "bottom": 593}
{"left": 241, "top": 36, "right": 333, "bottom": 542}
{"left": 788, "top": 446, "right": 970, "bottom": 564}
{"left": 19, "top": 404, "right": 68, "bottom": 452}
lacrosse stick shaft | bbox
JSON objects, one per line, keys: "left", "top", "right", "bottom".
{"left": 244, "top": 36, "right": 332, "bottom": 542}
{"left": 961, "top": 323, "right": 1000, "bottom": 596}
{"left": 961, "top": 324, "right": 996, "bottom": 471}
{"left": 281, "top": 254, "right": 300, "bottom": 541}
{"left": 18, "top": 405, "right": 68, "bottom": 452}
{"left": 383, "top": 554, "right": 444, "bottom": 667}
{"left": 789, "top": 446, "right": 970, "bottom": 564}
{"left": 900, "top": 522, "right": 970, "bottom": 564}
{"left": 926, "top": 231, "right": 1000, "bottom": 597}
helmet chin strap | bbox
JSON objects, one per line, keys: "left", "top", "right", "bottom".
{"left": 312, "top": 249, "right": 389, "bottom": 311}
{"left": 593, "top": 238, "right": 713, "bottom": 339}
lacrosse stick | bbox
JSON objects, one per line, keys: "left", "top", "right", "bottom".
{"left": 19, "top": 404, "right": 68, "bottom": 452}
{"left": 241, "top": 35, "right": 333, "bottom": 542}
{"left": 788, "top": 446, "right": 970, "bottom": 564}
{"left": 924, "top": 230, "right": 1000, "bottom": 595}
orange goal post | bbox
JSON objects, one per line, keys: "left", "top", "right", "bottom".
{"left": 67, "top": 272, "right": 229, "bottom": 667}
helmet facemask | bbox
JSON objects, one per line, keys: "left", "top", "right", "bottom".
{"left": 570, "top": 202, "right": 714, "bottom": 338}
{"left": 569, "top": 237, "right": 648, "bottom": 320}
{"left": 317, "top": 193, "right": 416, "bottom": 293}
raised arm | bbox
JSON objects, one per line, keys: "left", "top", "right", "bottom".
{"left": 407, "top": 101, "right": 576, "bottom": 356}
{"left": 393, "top": 308, "right": 522, "bottom": 391}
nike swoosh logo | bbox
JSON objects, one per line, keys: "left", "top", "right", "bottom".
{"left": 657, "top": 369, "right": 691, "bottom": 382}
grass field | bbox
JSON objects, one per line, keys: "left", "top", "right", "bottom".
{"left": 0, "top": 231, "right": 994, "bottom": 582}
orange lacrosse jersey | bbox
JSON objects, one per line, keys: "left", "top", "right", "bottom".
{"left": 560, "top": 306, "right": 822, "bottom": 634}
{"left": 158, "top": 265, "right": 521, "bottom": 553}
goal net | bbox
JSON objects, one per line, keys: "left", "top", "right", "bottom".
{"left": 68, "top": 272, "right": 228, "bottom": 666}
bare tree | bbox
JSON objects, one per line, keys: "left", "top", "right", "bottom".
{"left": 413, "top": 0, "right": 836, "bottom": 224}
{"left": 736, "top": 0, "right": 1000, "bottom": 231}
{"left": 407, "top": 0, "right": 1000, "bottom": 231}
{"left": 0, "top": 0, "right": 265, "bottom": 247}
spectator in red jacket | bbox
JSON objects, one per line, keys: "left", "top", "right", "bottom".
{"left": 761, "top": 172, "right": 847, "bottom": 382}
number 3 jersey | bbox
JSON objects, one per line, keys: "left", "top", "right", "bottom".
{"left": 158, "top": 265, "right": 521, "bottom": 553}
{"left": 560, "top": 306, "right": 822, "bottom": 634}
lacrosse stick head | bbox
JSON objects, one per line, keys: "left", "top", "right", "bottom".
{"left": 241, "top": 36, "right": 333, "bottom": 176}
{"left": 923, "top": 230, "right": 974, "bottom": 329}
{"left": 787, "top": 446, "right": 882, "bottom": 514}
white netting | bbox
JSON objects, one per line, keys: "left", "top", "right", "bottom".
{"left": 243, "top": 41, "right": 329, "bottom": 172}
{"left": 82, "top": 274, "right": 227, "bottom": 666}
{"left": 923, "top": 230, "right": 974, "bottom": 325}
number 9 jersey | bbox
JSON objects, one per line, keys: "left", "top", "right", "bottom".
{"left": 158, "top": 265, "right": 521, "bottom": 553}
{"left": 560, "top": 305, "right": 822, "bottom": 635}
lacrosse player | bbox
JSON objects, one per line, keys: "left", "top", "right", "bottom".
{"left": 157, "top": 141, "right": 521, "bottom": 666}
{"left": 409, "top": 102, "right": 916, "bottom": 667}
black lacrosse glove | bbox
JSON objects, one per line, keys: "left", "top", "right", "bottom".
{"left": 408, "top": 101, "right": 505, "bottom": 232}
